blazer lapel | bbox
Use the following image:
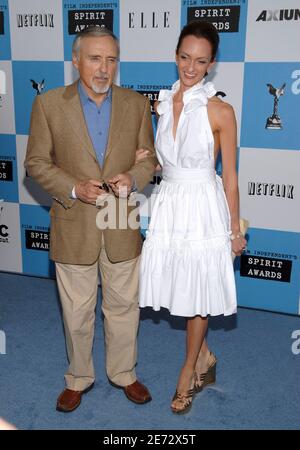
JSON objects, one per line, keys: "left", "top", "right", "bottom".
{"left": 61, "top": 81, "right": 98, "bottom": 163}
{"left": 104, "top": 84, "right": 129, "bottom": 163}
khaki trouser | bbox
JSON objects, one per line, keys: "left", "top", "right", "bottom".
{"left": 55, "top": 239, "right": 140, "bottom": 391}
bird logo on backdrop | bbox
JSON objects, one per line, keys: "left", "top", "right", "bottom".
{"left": 267, "top": 82, "right": 286, "bottom": 99}
{"left": 265, "top": 82, "right": 286, "bottom": 129}
{"left": 30, "top": 79, "right": 45, "bottom": 95}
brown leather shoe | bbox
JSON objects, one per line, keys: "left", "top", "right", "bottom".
{"left": 124, "top": 380, "right": 152, "bottom": 404}
{"left": 56, "top": 383, "right": 94, "bottom": 412}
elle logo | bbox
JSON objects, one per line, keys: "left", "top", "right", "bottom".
{"left": 128, "top": 11, "right": 170, "bottom": 29}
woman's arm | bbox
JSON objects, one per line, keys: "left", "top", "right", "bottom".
{"left": 135, "top": 100, "right": 161, "bottom": 171}
{"left": 217, "top": 102, "right": 246, "bottom": 255}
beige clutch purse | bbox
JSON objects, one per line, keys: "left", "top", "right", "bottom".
{"left": 231, "top": 218, "right": 249, "bottom": 262}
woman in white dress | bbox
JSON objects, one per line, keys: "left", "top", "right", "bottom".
{"left": 137, "top": 21, "right": 247, "bottom": 414}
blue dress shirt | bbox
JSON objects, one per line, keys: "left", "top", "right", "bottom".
{"left": 71, "top": 82, "right": 136, "bottom": 199}
{"left": 78, "top": 81, "right": 112, "bottom": 168}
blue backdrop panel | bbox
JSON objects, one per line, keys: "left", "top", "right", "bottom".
{"left": 12, "top": 61, "right": 65, "bottom": 135}
{"left": 120, "top": 61, "right": 177, "bottom": 133}
{"left": 236, "top": 228, "right": 300, "bottom": 314}
{"left": 181, "top": 0, "right": 248, "bottom": 61}
{"left": 241, "top": 62, "right": 300, "bottom": 150}
{"left": 20, "top": 204, "right": 54, "bottom": 278}
{"left": 0, "top": 0, "right": 11, "bottom": 60}
{"left": 63, "top": 0, "right": 120, "bottom": 61}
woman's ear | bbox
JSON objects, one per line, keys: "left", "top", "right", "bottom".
{"left": 207, "top": 59, "right": 216, "bottom": 74}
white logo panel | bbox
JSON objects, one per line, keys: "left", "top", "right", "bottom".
{"left": 0, "top": 200, "right": 22, "bottom": 272}
{"left": 64, "top": 61, "right": 79, "bottom": 86}
{"left": 0, "top": 61, "right": 15, "bottom": 134}
{"left": 16, "top": 135, "right": 52, "bottom": 206}
{"left": 239, "top": 147, "right": 300, "bottom": 233}
{"left": 0, "top": 69, "right": 5, "bottom": 95}
{"left": 207, "top": 62, "right": 244, "bottom": 146}
{"left": 245, "top": 0, "right": 300, "bottom": 62}
{"left": 9, "top": 0, "right": 64, "bottom": 61}
{"left": 120, "top": 0, "right": 181, "bottom": 62}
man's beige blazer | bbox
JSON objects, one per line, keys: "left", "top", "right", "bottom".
{"left": 25, "top": 81, "right": 157, "bottom": 264}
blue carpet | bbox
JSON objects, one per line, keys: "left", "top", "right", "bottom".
{"left": 0, "top": 272, "right": 299, "bottom": 430}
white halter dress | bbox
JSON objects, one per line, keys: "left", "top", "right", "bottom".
{"left": 139, "top": 80, "right": 237, "bottom": 317}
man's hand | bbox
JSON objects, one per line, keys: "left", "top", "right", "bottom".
{"left": 75, "top": 179, "right": 107, "bottom": 204}
{"left": 108, "top": 172, "right": 133, "bottom": 198}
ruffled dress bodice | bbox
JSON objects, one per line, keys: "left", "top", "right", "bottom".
{"left": 155, "top": 79, "right": 216, "bottom": 170}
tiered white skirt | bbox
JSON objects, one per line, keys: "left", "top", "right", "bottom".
{"left": 139, "top": 166, "right": 237, "bottom": 317}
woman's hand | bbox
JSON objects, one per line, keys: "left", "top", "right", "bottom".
{"left": 231, "top": 233, "right": 247, "bottom": 257}
{"left": 135, "top": 148, "right": 161, "bottom": 171}
{"left": 135, "top": 148, "right": 149, "bottom": 163}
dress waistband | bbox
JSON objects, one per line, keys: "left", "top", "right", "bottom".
{"left": 162, "top": 166, "right": 215, "bottom": 183}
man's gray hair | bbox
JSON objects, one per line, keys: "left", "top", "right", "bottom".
{"left": 72, "top": 26, "right": 119, "bottom": 57}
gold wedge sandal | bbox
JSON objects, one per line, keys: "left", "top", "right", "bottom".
{"left": 171, "top": 386, "right": 196, "bottom": 414}
{"left": 195, "top": 352, "right": 217, "bottom": 394}
{"left": 171, "top": 373, "right": 197, "bottom": 415}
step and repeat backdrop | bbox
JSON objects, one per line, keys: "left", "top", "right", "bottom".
{"left": 0, "top": 0, "right": 299, "bottom": 314}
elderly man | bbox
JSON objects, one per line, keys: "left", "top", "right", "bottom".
{"left": 25, "top": 27, "right": 157, "bottom": 412}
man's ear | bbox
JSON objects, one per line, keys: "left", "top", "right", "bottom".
{"left": 72, "top": 53, "right": 79, "bottom": 70}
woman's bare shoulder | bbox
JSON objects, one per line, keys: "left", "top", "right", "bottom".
{"left": 209, "top": 95, "right": 233, "bottom": 109}
{"left": 208, "top": 96, "right": 235, "bottom": 120}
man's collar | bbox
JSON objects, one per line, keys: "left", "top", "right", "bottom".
{"left": 78, "top": 81, "right": 112, "bottom": 105}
